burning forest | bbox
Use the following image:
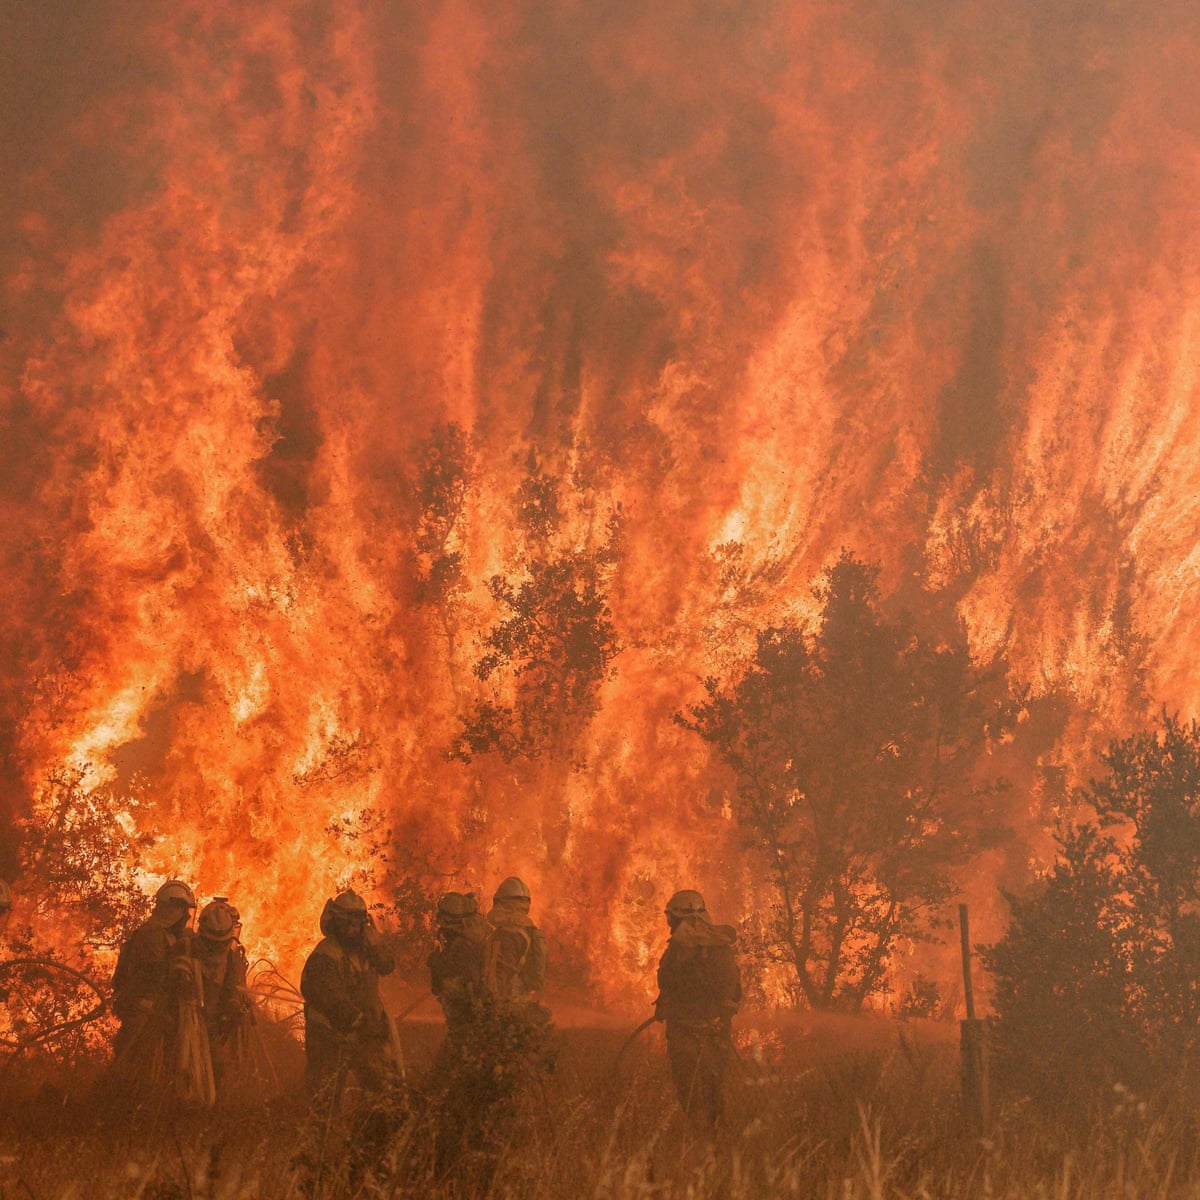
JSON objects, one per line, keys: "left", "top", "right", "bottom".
{"left": 2, "top": 0, "right": 1200, "bottom": 1196}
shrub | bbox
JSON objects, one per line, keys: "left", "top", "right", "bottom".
{"left": 986, "top": 712, "right": 1200, "bottom": 1114}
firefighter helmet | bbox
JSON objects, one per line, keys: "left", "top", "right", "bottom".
{"left": 437, "top": 891, "right": 478, "bottom": 922}
{"left": 320, "top": 889, "right": 369, "bottom": 935}
{"left": 155, "top": 880, "right": 197, "bottom": 909}
{"left": 665, "top": 889, "right": 707, "bottom": 918}
{"left": 198, "top": 899, "right": 239, "bottom": 942}
{"left": 330, "top": 890, "right": 368, "bottom": 915}
{"left": 0, "top": 879, "right": 10, "bottom": 913}
{"left": 493, "top": 876, "right": 531, "bottom": 905}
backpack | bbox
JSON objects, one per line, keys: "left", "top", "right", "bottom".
{"left": 657, "top": 921, "right": 741, "bottom": 1021}
{"left": 483, "top": 924, "right": 533, "bottom": 1000}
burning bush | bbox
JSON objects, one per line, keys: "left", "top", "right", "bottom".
{"left": 679, "top": 552, "right": 1020, "bottom": 1011}
{"left": 987, "top": 711, "right": 1200, "bottom": 1114}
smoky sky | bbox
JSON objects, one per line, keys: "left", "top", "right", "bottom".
{"left": 0, "top": 1, "right": 1186, "bottom": 288}
{"left": 1, "top": 0, "right": 1188, "bottom": 362}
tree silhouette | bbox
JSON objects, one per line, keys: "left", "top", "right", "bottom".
{"left": 987, "top": 711, "right": 1200, "bottom": 1110}
{"left": 410, "top": 421, "right": 473, "bottom": 613}
{"left": 17, "top": 766, "right": 153, "bottom": 950}
{"left": 680, "top": 552, "right": 1013, "bottom": 1010}
{"left": 451, "top": 459, "right": 621, "bottom": 860}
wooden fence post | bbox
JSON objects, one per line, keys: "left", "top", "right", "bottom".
{"left": 959, "top": 903, "right": 990, "bottom": 1134}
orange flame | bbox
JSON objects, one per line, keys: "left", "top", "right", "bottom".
{"left": 2, "top": 0, "right": 1198, "bottom": 1008}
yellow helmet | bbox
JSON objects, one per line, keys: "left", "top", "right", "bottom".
{"left": 330, "top": 890, "right": 367, "bottom": 916}
{"left": 320, "top": 890, "right": 369, "bottom": 935}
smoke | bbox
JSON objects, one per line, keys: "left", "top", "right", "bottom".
{"left": 1, "top": 0, "right": 1197, "bottom": 997}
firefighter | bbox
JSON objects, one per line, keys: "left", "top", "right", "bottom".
{"left": 428, "top": 891, "right": 489, "bottom": 1037}
{"left": 300, "top": 890, "right": 396, "bottom": 1096}
{"left": 655, "top": 889, "right": 741, "bottom": 1129}
{"left": 426, "top": 889, "right": 490, "bottom": 1139}
{"left": 484, "top": 876, "right": 547, "bottom": 1005}
{"left": 431, "top": 880, "right": 553, "bottom": 1175}
{"left": 189, "top": 897, "right": 252, "bottom": 1089}
{"left": 0, "top": 879, "right": 11, "bottom": 936}
{"left": 111, "top": 879, "right": 197, "bottom": 1060}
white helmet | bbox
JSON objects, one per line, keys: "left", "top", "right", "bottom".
{"left": 493, "top": 876, "right": 531, "bottom": 905}
{"left": 155, "top": 880, "right": 197, "bottom": 908}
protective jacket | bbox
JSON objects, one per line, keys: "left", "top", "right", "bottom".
{"left": 429, "top": 913, "right": 490, "bottom": 1032}
{"left": 189, "top": 936, "right": 250, "bottom": 1048}
{"left": 112, "top": 909, "right": 190, "bottom": 1023}
{"left": 300, "top": 923, "right": 395, "bottom": 1091}
{"left": 655, "top": 916, "right": 740, "bottom": 1024}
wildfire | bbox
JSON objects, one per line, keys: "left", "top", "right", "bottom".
{"left": 1, "top": 0, "right": 1198, "bottom": 1009}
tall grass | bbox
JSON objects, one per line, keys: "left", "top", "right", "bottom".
{"left": 1, "top": 1015, "right": 1197, "bottom": 1199}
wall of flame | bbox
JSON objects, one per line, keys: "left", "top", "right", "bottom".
{"left": 1, "top": 0, "right": 1198, "bottom": 1005}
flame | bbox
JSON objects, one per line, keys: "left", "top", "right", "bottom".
{"left": 2, "top": 0, "right": 1199, "bottom": 1008}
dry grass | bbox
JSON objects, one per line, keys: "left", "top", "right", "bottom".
{"left": 1, "top": 1013, "right": 1197, "bottom": 1200}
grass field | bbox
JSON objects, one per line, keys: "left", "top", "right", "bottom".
{"left": 0, "top": 1010, "right": 1194, "bottom": 1199}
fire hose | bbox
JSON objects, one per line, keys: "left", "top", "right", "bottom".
{"left": 246, "top": 957, "right": 305, "bottom": 1034}
{"left": 394, "top": 989, "right": 432, "bottom": 1022}
{"left": 0, "top": 957, "right": 107, "bottom": 1057}
{"left": 613, "top": 1013, "right": 661, "bottom": 1077}
{"left": 611, "top": 1011, "right": 755, "bottom": 1086}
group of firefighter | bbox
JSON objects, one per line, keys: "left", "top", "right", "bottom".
{"left": 109, "top": 886, "right": 252, "bottom": 1106}
{"left": 5, "top": 872, "right": 742, "bottom": 1131}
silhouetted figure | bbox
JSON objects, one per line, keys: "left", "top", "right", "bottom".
{"left": 655, "top": 889, "right": 741, "bottom": 1129}
{"left": 300, "top": 890, "right": 396, "bottom": 1097}
{"left": 189, "top": 897, "right": 252, "bottom": 1091}
{"left": 429, "top": 891, "right": 489, "bottom": 1039}
{"left": 484, "top": 875, "right": 548, "bottom": 1005}
{"left": 430, "top": 878, "right": 554, "bottom": 1180}
{"left": 111, "top": 880, "right": 197, "bottom": 1062}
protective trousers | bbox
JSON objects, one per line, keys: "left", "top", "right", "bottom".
{"left": 666, "top": 1019, "right": 732, "bottom": 1129}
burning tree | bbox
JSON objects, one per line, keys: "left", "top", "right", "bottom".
{"left": 406, "top": 422, "right": 475, "bottom": 681}
{"left": 2, "top": 768, "right": 153, "bottom": 1060}
{"left": 17, "top": 767, "right": 153, "bottom": 951}
{"left": 680, "top": 552, "right": 1013, "bottom": 1010}
{"left": 987, "top": 711, "right": 1200, "bottom": 1110}
{"left": 451, "top": 459, "right": 621, "bottom": 860}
